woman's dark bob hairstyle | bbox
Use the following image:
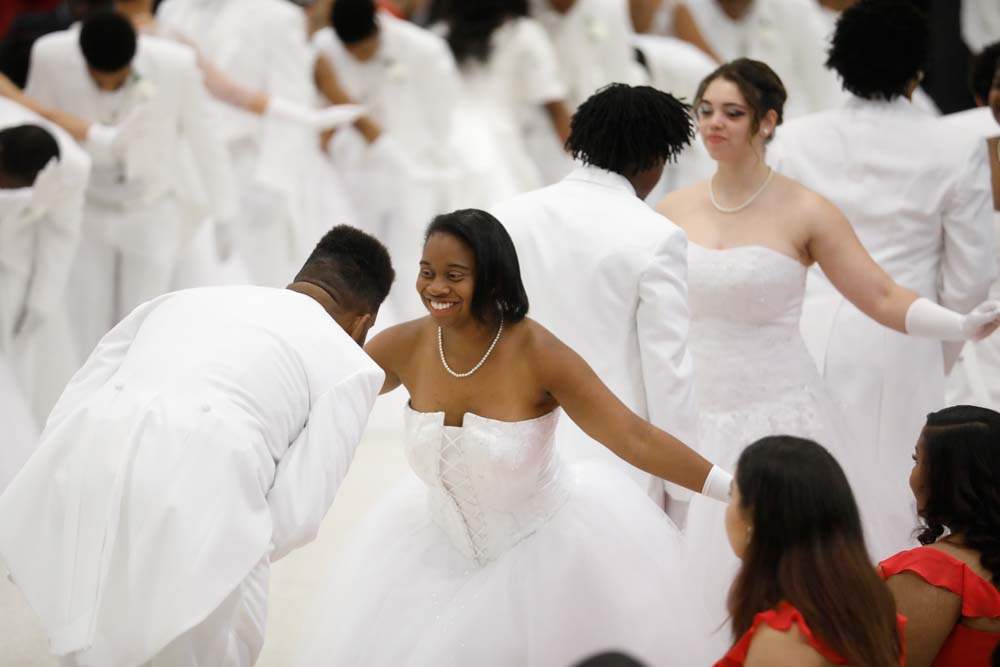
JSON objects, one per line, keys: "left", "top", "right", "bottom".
{"left": 826, "top": 0, "right": 928, "bottom": 101}
{"left": 729, "top": 436, "right": 901, "bottom": 667}
{"left": 916, "top": 405, "right": 1000, "bottom": 586}
{"left": 424, "top": 209, "right": 529, "bottom": 325}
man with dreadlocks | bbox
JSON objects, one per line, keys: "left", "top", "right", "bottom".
{"left": 493, "top": 83, "right": 698, "bottom": 514}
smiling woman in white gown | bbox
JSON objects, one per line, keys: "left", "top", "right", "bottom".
{"left": 293, "top": 209, "right": 732, "bottom": 666}
{"left": 655, "top": 58, "right": 1000, "bottom": 663}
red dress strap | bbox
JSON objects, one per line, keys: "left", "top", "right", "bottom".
{"left": 713, "top": 602, "right": 848, "bottom": 666}
{"left": 879, "top": 546, "right": 1000, "bottom": 619}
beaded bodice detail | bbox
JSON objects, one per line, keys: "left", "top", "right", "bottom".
{"left": 404, "top": 405, "right": 569, "bottom": 566}
{"left": 686, "top": 245, "right": 826, "bottom": 437}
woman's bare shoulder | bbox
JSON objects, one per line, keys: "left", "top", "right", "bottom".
{"left": 365, "top": 317, "right": 431, "bottom": 360}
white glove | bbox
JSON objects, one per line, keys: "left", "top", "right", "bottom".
{"left": 266, "top": 98, "right": 366, "bottom": 130}
{"left": 701, "top": 465, "right": 733, "bottom": 503}
{"left": 905, "top": 297, "right": 1000, "bottom": 342}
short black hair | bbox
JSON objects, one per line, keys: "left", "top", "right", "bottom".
{"left": 331, "top": 0, "right": 378, "bottom": 45}
{"left": 826, "top": 0, "right": 928, "bottom": 101}
{"left": 566, "top": 83, "right": 693, "bottom": 177}
{"left": 295, "top": 225, "right": 395, "bottom": 314}
{"left": 424, "top": 209, "right": 528, "bottom": 325}
{"left": 79, "top": 10, "right": 137, "bottom": 73}
{"left": 917, "top": 405, "right": 1000, "bottom": 587}
{"left": 0, "top": 124, "right": 60, "bottom": 187}
{"left": 970, "top": 41, "right": 1000, "bottom": 102}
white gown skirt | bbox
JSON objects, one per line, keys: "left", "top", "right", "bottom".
{"left": 294, "top": 462, "right": 700, "bottom": 666}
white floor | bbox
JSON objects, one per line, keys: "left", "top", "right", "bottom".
{"left": 0, "top": 393, "right": 411, "bottom": 667}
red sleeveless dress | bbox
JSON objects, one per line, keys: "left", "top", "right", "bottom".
{"left": 880, "top": 546, "right": 1000, "bottom": 666}
{"left": 713, "top": 601, "right": 906, "bottom": 666}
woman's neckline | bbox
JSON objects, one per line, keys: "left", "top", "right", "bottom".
{"left": 687, "top": 241, "right": 809, "bottom": 268}
{"left": 406, "top": 401, "right": 559, "bottom": 428}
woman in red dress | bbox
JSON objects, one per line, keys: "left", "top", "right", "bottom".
{"left": 715, "top": 436, "right": 904, "bottom": 667}
{"left": 879, "top": 405, "right": 1000, "bottom": 667}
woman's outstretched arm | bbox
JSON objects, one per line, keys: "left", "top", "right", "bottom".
{"left": 529, "top": 322, "right": 729, "bottom": 499}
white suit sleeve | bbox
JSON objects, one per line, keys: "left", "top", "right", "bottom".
{"left": 24, "top": 38, "right": 59, "bottom": 107}
{"left": 939, "top": 140, "right": 997, "bottom": 314}
{"left": 267, "top": 366, "right": 383, "bottom": 561}
{"left": 44, "top": 294, "right": 172, "bottom": 430}
{"left": 636, "top": 231, "right": 699, "bottom": 496}
{"left": 175, "top": 49, "right": 238, "bottom": 221}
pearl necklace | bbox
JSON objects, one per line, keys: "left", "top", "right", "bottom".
{"left": 438, "top": 316, "right": 504, "bottom": 378}
{"left": 709, "top": 167, "right": 775, "bottom": 214}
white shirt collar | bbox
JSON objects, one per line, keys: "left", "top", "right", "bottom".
{"left": 563, "top": 163, "right": 637, "bottom": 197}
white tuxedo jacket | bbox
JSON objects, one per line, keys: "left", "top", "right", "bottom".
{"left": 0, "top": 286, "right": 383, "bottom": 666}
{"left": 493, "top": 165, "right": 698, "bottom": 502}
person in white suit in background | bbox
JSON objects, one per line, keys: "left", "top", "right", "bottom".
{"left": 768, "top": 0, "right": 997, "bottom": 529}
{"left": 0, "top": 225, "right": 393, "bottom": 667}
{"left": 492, "top": 83, "right": 698, "bottom": 511}
{"left": 685, "top": 0, "right": 841, "bottom": 118}
{"left": 0, "top": 123, "right": 81, "bottom": 492}
{"left": 314, "top": 0, "right": 464, "bottom": 324}
{"left": 945, "top": 43, "right": 1000, "bottom": 410}
{"left": 156, "top": 0, "right": 357, "bottom": 288}
{"left": 528, "top": 0, "right": 647, "bottom": 182}
{"left": 25, "top": 10, "right": 235, "bottom": 358}
{"left": 0, "top": 94, "right": 90, "bottom": 427}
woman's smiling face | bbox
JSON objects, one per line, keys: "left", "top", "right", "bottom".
{"left": 416, "top": 232, "right": 477, "bottom": 326}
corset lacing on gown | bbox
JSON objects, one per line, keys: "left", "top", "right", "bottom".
{"left": 405, "top": 406, "right": 570, "bottom": 566}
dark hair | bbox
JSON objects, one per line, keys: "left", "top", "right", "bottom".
{"left": 572, "top": 652, "right": 647, "bottom": 667}
{"left": 567, "top": 84, "right": 693, "bottom": 176}
{"left": 424, "top": 209, "right": 528, "bottom": 325}
{"left": 295, "top": 225, "right": 395, "bottom": 314}
{"left": 0, "top": 124, "right": 60, "bottom": 187}
{"left": 826, "top": 0, "right": 928, "bottom": 101}
{"left": 331, "top": 0, "right": 378, "bottom": 45}
{"left": 694, "top": 58, "right": 787, "bottom": 139}
{"left": 916, "top": 405, "right": 1000, "bottom": 587}
{"left": 970, "top": 41, "right": 1000, "bottom": 102}
{"left": 439, "top": 0, "right": 529, "bottom": 64}
{"left": 79, "top": 10, "right": 137, "bottom": 72}
{"left": 729, "top": 436, "right": 901, "bottom": 667}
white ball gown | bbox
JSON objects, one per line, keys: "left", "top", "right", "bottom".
{"left": 295, "top": 405, "right": 700, "bottom": 666}
{"left": 681, "top": 244, "right": 911, "bottom": 663}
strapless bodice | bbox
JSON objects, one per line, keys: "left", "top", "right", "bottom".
{"left": 687, "top": 244, "right": 820, "bottom": 412}
{"left": 404, "top": 405, "right": 569, "bottom": 566}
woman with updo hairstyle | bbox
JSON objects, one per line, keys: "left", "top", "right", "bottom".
{"left": 656, "top": 57, "right": 1000, "bottom": 656}
{"left": 879, "top": 406, "right": 1000, "bottom": 666}
{"left": 716, "top": 436, "right": 904, "bottom": 667}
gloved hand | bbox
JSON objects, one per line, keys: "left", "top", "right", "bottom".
{"left": 266, "top": 98, "right": 365, "bottom": 130}
{"left": 905, "top": 297, "right": 1000, "bottom": 342}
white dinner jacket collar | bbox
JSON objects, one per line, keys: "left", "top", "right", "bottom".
{"left": 843, "top": 94, "right": 925, "bottom": 119}
{"left": 563, "top": 164, "right": 637, "bottom": 197}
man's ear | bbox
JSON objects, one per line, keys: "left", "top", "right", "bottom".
{"left": 348, "top": 312, "right": 374, "bottom": 345}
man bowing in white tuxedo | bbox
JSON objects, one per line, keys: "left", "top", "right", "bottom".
{"left": 26, "top": 10, "right": 235, "bottom": 358}
{"left": 0, "top": 225, "right": 393, "bottom": 667}
{"left": 493, "top": 83, "right": 698, "bottom": 511}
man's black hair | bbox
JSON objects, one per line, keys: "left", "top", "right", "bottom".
{"left": 566, "top": 83, "right": 693, "bottom": 177}
{"left": 295, "top": 225, "right": 395, "bottom": 314}
{"left": 79, "top": 10, "right": 137, "bottom": 73}
{"left": 826, "top": 0, "right": 928, "bottom": 101}
{"left": 331, "top": 0, "right": 378, "bottom": 45}
{"left": 0, "top": 124, "right": 60, "bottom": 187}
{"left": 970, "top": 41, "right": 1000, "bottom": 103}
